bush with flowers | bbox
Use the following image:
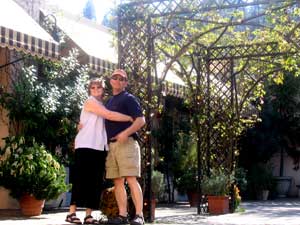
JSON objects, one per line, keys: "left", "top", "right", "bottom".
{"left": 0, "top": 136, "right": 70, "bottom": 200}
{"left": 232, "top": 185, "right": 242, "bottom": 211}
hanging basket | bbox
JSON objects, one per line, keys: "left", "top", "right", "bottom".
{"left": 19, "top": 194, "right": 45, "bottom": 216}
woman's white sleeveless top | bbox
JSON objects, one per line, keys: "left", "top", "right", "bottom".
{"left": 75, "top": 96, "right": 108, "bottom": 151}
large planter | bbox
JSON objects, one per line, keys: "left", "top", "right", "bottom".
{"left": 143, "top": 197, "right": 156, "bottom": 222}
{"left": 19, "top": 194, "right": 45, "bottom": 216}
{"left": 207, "top": 195, "right": 229, "bottom": 215}
{"left": 187, "top": 191, "right": 200, "bottom": 207}
{"left": 275, "top": 176, "right": 292, "bottom": 198}
{"left": 256, "top": 190, "right": 269, "bottom": 201}
{"left": 262, "top": 190, "right": 269, "bottom": 201}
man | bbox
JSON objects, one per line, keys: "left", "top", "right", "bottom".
{"left": 105, "top": 69, "right": 146, "bottom": 225}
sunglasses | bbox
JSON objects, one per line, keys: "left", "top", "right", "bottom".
{"left": 90, "top": 86, "right": 102, "bottom": 90}
{"left": 111, "top": 76, "right": 128, "bottom": 82}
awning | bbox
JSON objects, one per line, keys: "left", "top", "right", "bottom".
{"left": 42, "top": 9, "right": 186, "bottom": 97}
{"left": 0, "top": 0, "right": 59, "bottom": 60}
{"left": 162, "top": 81, "right": 187, "bottom": 98}
{"left": 156, "top": 63, "right": 187, "bottom": 98}
{"left": 48, "top": 10, "right": 116, "bottom": 74}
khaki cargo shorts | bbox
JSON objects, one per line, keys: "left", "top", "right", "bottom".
{"left": 106, "top": 137, "right": 141, "bottom": 179}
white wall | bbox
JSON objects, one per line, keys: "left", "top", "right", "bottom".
{"left": 270, "top": 152, "right": 300, "bottom": 197}
{"left": 0, "top": 188, "right": 19, "bottom": 209}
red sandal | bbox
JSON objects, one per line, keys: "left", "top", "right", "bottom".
{"left": 65, "top": 213, "right": 82, "bottom": 224}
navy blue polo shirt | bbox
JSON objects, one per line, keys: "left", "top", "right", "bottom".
{"left": 105, "top": 91, "right": 143, "bottom": 139}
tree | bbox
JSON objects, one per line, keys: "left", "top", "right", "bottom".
{"left": 102, "top": 8, "right": 117, "bottom": 30}
{"left": 83, "top": 0, "right": 96, "bottom": 21}
{"left": 238, "top": 71, "right": 300, "bottom": 198}
{"left": 238, "top": 71, "right": 300, "bottom": 166}
{"left": 153, "top": 96, "right": 192, "bottom": 202}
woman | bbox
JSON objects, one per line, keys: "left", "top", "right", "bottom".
{"left": 65, "top": 78, "right": 132, "bottom": 225}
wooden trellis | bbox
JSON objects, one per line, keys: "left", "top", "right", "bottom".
{"left": 117, "top": 0, "right": 299, "bottom": 220}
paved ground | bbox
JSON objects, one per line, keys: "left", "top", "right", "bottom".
{"left": 0, "top": 198, "right": 300, "bottom": 225}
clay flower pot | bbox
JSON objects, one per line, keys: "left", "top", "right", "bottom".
{"left": 19, "top": 194, "right": 45, "bottom": 216}
{"left": 207, "top": 195, "right": 229, "bottom": 215}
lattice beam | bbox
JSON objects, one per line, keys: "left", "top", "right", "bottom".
{"left": 208, "top": 42, "right": 293, "bottom": 60}
{"left": 119, "top": 0, "right": 290, "bottom": 20}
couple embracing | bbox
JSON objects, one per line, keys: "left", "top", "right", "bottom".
{"left": 66, "top": 69, "right": 145, "bottom": 225}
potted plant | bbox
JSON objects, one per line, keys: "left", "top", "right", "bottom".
{"left": 201, "top": 168, "right": 234, "bottom": 214}
{"left": 145, "top": 170, "right": 165, "bottom": 221}
{"left": 248, "top": 163, "right": 276, "bottom": 200}
{"left": 0, "top": 136, "right": 70, "bottom": 216}
{"left": 176, "top": 167, "right": 199, "bottom": 207}
{"left": 232, "top": 168, "right": 247, "bottom": 211}
{"left": 151, "top": 170, "right": 165, "bottom": 200}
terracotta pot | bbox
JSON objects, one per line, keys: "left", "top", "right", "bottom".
{"left": 207, "top": 195, "right": 229, "bottom": 215}
{"left": 143, "top": 197, "right": 156, "bottom": 222}
{"left": 19, "top": 194, "right": 45, "bottom": 216}
{"left": 187, "top": 191, "right": 200, "bottom": 207}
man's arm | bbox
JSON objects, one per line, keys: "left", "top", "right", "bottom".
{"left": 114, "top": 116, "right": 145, "bottom": 142}
{"left": 85, "top": 99, "right": 133, "bottom": 122}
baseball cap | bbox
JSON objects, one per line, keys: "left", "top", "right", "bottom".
{"left": 112, "top": 69, "right": 127, "bottom": 78}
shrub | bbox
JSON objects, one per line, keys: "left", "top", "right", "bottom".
{"left": 0, "top": 136, "right": 70, "bottom": 200}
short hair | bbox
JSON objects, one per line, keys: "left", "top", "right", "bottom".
{"left": 87, "top": 78, "right": 105, "bottom": 95}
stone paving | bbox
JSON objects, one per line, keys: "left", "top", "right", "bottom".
{"left": 0, "top": 198, "right": 300, "bottom": 225}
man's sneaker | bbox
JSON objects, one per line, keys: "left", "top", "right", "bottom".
{"left": 130, "top": 215, "right": 144, "bottom": 225}
{"left": 107, "top": 215, "right": 129, "bottom": 224}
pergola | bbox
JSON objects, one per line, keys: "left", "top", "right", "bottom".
{"left": 116, "top": 0, "right": 299, "bottom": 220}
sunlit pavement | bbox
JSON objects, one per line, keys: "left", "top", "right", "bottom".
{"left": 1, "top": 198, "right": 300, "bottom": 225}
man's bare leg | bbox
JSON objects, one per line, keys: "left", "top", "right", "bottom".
{"left": 126, "top": 176, "right": 143, "bottom": 216}
{"left": 114, "top": 177, "right": 128, "bottom": 217}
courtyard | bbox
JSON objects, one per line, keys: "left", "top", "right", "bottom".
{"left": 1, "top": 198, "right": 300, "bottom": 225}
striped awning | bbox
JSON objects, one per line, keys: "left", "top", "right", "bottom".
{"left": 49, "top": 10, "right": 116, "bottom": 74}
{"left": 156, "top": 63, "right": 187, "bottom": 98}
{"left": 162, "top": 81, "right": 186, "bottom": 98}
{"left": 0, "top": 0, "right": 59, "bottom": 60}
{"left": 89, "top": 56, "right": 116, "bottom": 74}
{"left": 0, "top": 26, "right": 59, "bottom": 59}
